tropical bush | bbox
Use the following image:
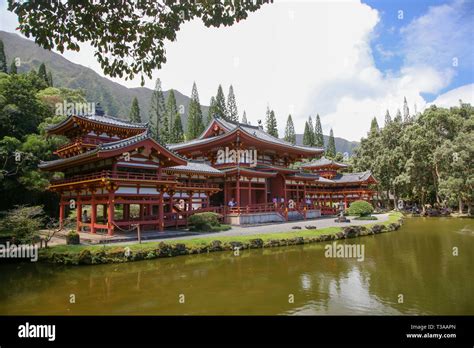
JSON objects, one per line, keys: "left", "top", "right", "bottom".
{"left": 66, "top": 230, "right": 80, "bottom": 245}
{"left": 354, "top": 215, "right": 378, "bottom": 220}
{"left": 0, "top": 205, "right": 44, "bottom": 243}
{"left": 347, "top": 200, "right": 374, "bottom": 217}
{"left": 188, "top": 212, "right": 229, "bottom": 232}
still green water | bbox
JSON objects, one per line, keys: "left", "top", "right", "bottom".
{"left": 0, "top": 217, "right": 473, "bottom": 315}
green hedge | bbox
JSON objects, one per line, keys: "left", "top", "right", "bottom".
{"left": 66, "top": 230, "right": 80, "bottom": 245}
{"left": 188, "top": 212, "right": 229, "bottom": 232}
{"left": 347, "top": 200, "right": 374, "bottom": 217}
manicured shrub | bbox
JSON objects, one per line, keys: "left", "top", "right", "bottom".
{"left": 347, "top": 200, "right": 374, "bottom": 217}
{"left": 0, "top": 205, "right": 44, "bottom": 243}
{"left": 66, "top": 230, "right": 80, "bottom": 245}
{"left": 354, "top": 215, "right": 378, "bottom": 220}
{"left": 188, "top": 212, "right": 223, "bottom": 232}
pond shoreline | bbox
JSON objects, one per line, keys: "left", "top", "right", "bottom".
{"left": 37, "top": 212, "right": 404, "bottom": 266}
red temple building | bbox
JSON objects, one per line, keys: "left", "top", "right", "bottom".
{"left": 40, "top": 113, "right": 377, "bottom": 235}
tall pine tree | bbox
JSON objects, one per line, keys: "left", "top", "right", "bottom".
{"left": 0, "top": 40, "right": 7, "bottom": 73}
{"left": 394, "top": 108, "right": 402, "bottom": 123}
{"left": 166, "top": 90, "right": 179, "bottom": 142}
{"left": 149, "top": 78, "right": 166, "bottom": 139}
{"left": 370, "top": 117, "right": 379, "bottom": 133}
{"left": 326, "top": 128, "right": 336, "bottom": 158}
{"left": 38, "top": 63, "right": 48, "bottom": 85}
{"left": 265, "top": 107, "right": 278, "bottom": 137}
{"left": 384, "top": 109, "right": 392, "bottom": 126}
{"left": 207, "top": 96, "right": 218, "bottom": 124}
{"left": 403, "top": 96, "right": 410, "bottom": 122}
{"left": 187, "top": 82, "right": 204, "bottom": 140}
{"left": 307, "top": 115, "right": 315, "bottom": 146}
{"left": 302, "top": 121, "right": 312, "bottom": 146}
{"left": 227, "top": 85, "right": 238, "bottom": 122}
{"left": 129, "top": 97, "right": 141, "bottom": 123}
{"left": 241, "top": 111, "right": 248, "bottom": 124}
{"left": 173, "top": 114, "right": 184, "bottom": 142}
{"left": 314, "top": 114, "right": 324, "bottom": 147}
{"left": 215, "top": 85, "right": 227, "bottom": 119}
{"left": 284, "top": 114, "right": 296, "bottom": 144}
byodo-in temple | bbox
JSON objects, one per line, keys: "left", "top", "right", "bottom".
{"left": 39, "top": 111, "right": 377, "bottom": 235}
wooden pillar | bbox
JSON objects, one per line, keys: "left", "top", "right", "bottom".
{"left": 158, "top": 192, "right": 164, "bottom": 232}
{"left": 188, "top": 191, "right": 193, "bottom": 211}
{"left": 124, "top": 204, "right": 130, "bottom": 220}
{"left": 91, "top": 194, "right": 97, "bottom": 234}
{"left": 236, "top": 175, "right": 240, "bottom": 209}
{"left": 248, "top": 179, "right": 251, "bottom": 206}
{"left": 303, "top": 183, "right": 307, "bottom": 206}
{"left": 296, "top": 183, "right": 299, "bottom": 203}
{"left": 224, "top": 179, "right": 228, "bottom": 206}
{"left": 344, "top": 194, "right": 347, "bottom": 209}
{"left": 59, "top": 199, "right": 64, "bottom": 229}
{"left": 76, "top": 196, "right": 82, "bottom": 233}
{"left": 264, "top": 178, "right": 268, "bottom": 204}
{"left": 107, "top": 191, "right": 115, "bottom": 236}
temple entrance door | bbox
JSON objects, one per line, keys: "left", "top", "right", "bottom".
{"left": 211, "top": 188, "right": 224, "bottom": 206}
{"left": 268, "top": 173, "right": 285, "bottom": 203}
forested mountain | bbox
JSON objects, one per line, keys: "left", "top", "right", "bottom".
{"left": 0, "top": 30, "right": 208, "bottom": 129}
{"left": 1, "top": 30, "right": 358, "bottom": 151}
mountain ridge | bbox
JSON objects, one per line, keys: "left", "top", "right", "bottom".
{"left": 0, "top": 30, "right": 359, "bottom": 153}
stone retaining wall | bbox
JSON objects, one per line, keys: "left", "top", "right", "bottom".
{"left": 41, "top": 216, "right": 404, "bottom": 266}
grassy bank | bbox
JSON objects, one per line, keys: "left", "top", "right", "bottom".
{"left": 39, "top": 212, "right": 403, "bottom": 265}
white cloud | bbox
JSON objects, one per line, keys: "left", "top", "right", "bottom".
{"left": 1, "top": 0, "right": 472, "bottom": 142}
{"left": 429, "top": 83, "right": 474, "bottom": 108}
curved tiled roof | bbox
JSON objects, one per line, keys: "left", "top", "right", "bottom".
{"left": 165, "top": 161, "right": 223, "bottom": 175}
{"left": 46, "top": 113, "right": 148, "bottom": 132}
{"left": 170, "top": 116, "right": 324, "bottom": 154}
{"left": 39, "top": 130, "right": 186, "bottom": 170}
{"left": 331, "top": 171, "right": 374, "bottom": 183}
{"left": 301, "top": 157, "right": 349, "bottom": 168}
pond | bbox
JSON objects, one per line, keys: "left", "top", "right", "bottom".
{"left": 0, "top": 217, "right": 473, "bottom": 315}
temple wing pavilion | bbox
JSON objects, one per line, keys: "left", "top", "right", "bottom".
{"left": 40, "top": 113, "right": 377, "bottom": 234}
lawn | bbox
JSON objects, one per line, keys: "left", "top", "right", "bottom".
{"left": 39, "top": 212, "right": 403, "bottom": 259}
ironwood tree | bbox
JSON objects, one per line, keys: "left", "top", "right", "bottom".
{"left": 129, "top": 97, "right": 141, "bottom": 123}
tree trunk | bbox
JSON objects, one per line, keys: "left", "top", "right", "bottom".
{"left": 458, "top": 197, "right": 464, "bottom": 214}
{"left": 386, "top": 190, "right": 391, "bottom": 209}
{"left": 421, "top": 191, "right": 426, "bottom": 214}
{"left": 433, "top": 167, "right": 441, "bottom": 204}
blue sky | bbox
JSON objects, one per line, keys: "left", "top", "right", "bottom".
{"left": 366, "top": 0, "right": 474, "bottom": 102}
{"left": 1, "top": 0, "right": 473, "bottom": 140}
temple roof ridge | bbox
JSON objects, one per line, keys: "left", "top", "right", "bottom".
{"left": 301, "top": 156, "right": 349, "bottom": 168}
{"left": 46, "top": 113, "right": 148, "bottom": 132}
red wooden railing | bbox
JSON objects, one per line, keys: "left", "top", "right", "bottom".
{"left": 176, "top": 182, "right": 220, "bottom": 189}
{"left": 227, "top": 202, "right": 276, "bottom": 214}
{"left": 51, "top": 170, "right": 177, "bottom": 185}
